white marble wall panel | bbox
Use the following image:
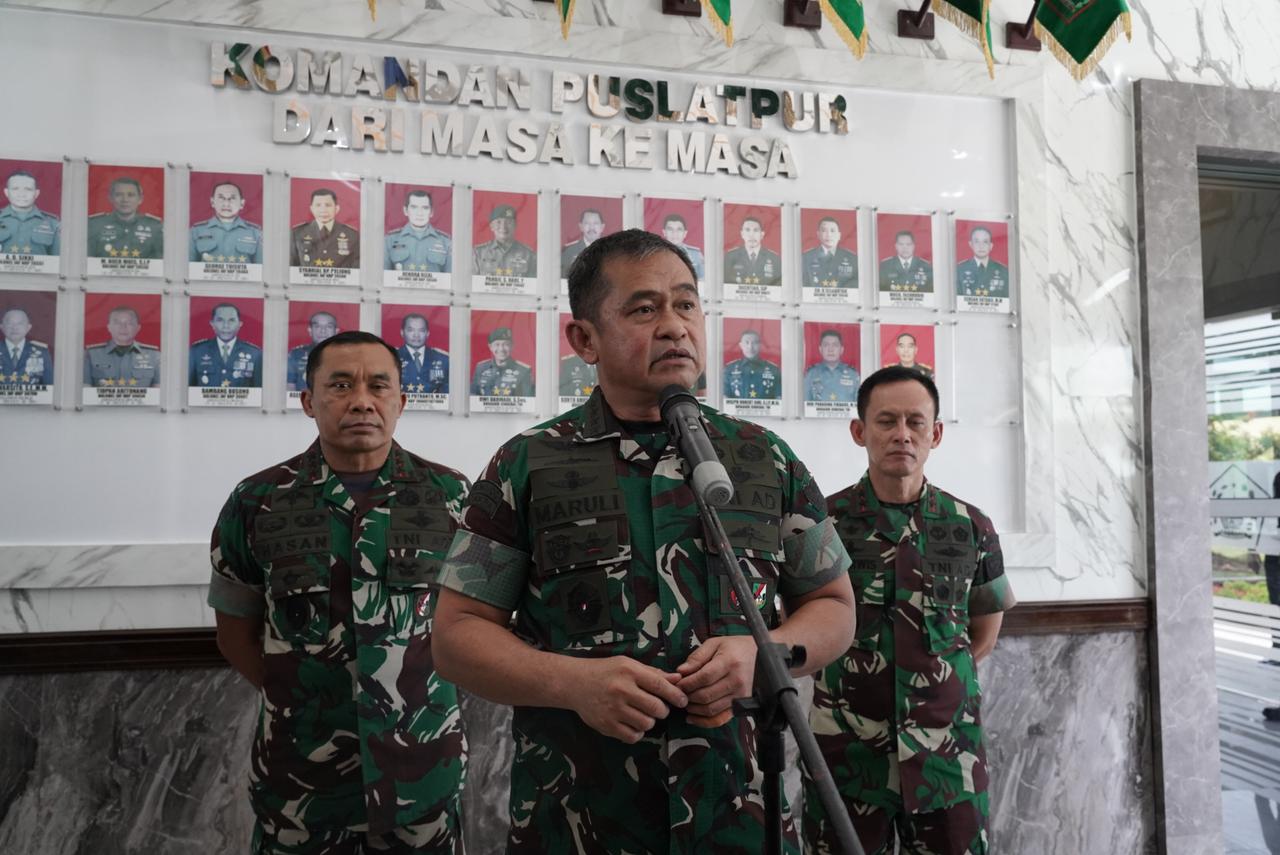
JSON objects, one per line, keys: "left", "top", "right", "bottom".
{"left": 0, "top": 632, "right": 1148, "bottom": 854}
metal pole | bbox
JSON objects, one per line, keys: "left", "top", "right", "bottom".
{"left": 913, "top": 0, "right": 933, "bottom": 29}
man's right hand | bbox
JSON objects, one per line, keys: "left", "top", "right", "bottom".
{"left": 569, "top": 656, "right": 689, "bottom": 744}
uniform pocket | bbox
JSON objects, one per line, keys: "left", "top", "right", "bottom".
{"left": 528, "top": 517, "right": 635, "bottom": 651}
{"left": 850, "top": 568, "right": 888, "bottom": 651}
{"left": 266, "top": 560, "right": 332, "bottom": 646}
{"left": 387, "top": 554, "right": 442, "bottom": 636}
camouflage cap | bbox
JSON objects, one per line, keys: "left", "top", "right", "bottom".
{"left": 488, "top": 326, "right": 513, "bottom": 343}
{"left": 489, "top": 204, "right": 517, "bottom": 221}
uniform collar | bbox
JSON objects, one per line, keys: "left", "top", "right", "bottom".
{"left": 212, "top": 216, "right": 245, "bottom": 230}
{"left": 850, "top": 473, "right": 943, "bottom": 517}
{"left": 577, "top": 387, "right": 725, "bottom": 442}
{"left": 291, "top": 439, "right": 424, "bottom": 509}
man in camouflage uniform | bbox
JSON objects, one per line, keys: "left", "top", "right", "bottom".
{"left": 469, "top": 326, "right": 533, "bottom": 397}
{"left": 83, "top": 305, "right": 160, "bottom": 387}
{"left": 0, "top": 170, "right": 61, "bottom": 257}
{"left": 723, "top": 328, "right": 781, "bottom": 400}
{"left": 433, "top": 229, "right": 856, "bottom": 854}
{"left": 208, "top": 330, "right": 468, "bottom": 854}
{"left": 86, "top": 177, "right": 163, "bottom": 260}
{"left": 472, "top": 204, "right": 535, "bottom": 277}
{"left": 804, "top": 365, "right": 1016, "bottom": 855}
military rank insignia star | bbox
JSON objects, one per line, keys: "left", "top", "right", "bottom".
{"left": 102, "top": 378, "right": 115, "bottom": 386}
{"left": 131, "top": 249, "right": 141, "bottom": 257}
{"left": 128, "top": 378, "right": 139, "bottom": 386}
{"left": 22, "top": 245, "right": 31, "bottom": 253}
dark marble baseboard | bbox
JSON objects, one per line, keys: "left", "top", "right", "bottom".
{"left": 0, "top": 631, "right": 1154, "bottom": 854}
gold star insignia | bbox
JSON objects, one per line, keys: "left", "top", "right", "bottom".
{"left": 102, "top": 378, "right": 115, "bottom": 386}
{"left": 6, "top": 244, "right": 17, "bottom": 252}
{"left": 8, "top": 372, "right": 17, "bottom": 382}
{"left": 221, "top": 380, "right": 231, "bottom": 387}
{"left": 22, "top": 245, "right": 31, "bottom": 253}
{"left": 583, "top": 385, "right": 594, "bottom": 395}
{"left": 749, "top": 390, "right": 758, "bottom": 398}
{"left": 107, "top": 248, "right": 118, "bottom": 257}
{"left": 829, "top": 393, "right": 837, "bottom": 400}
{"left": 239, "top": 255, "right": 248, "bottom": 262}
{"left": 131, "top": 248, "right": 141, "bottom": 258}
{"left": 416, "top": 383, "right": 425, "bottom": 393}
{"left": 215, "top": 254, "right": 226, "bottom": 262}
{"left": 128, "top": 378, "right": 139, "bottom": 386}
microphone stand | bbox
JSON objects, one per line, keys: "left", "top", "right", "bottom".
{"left": 688, "top": 484, "right": 865, "bottom": 855}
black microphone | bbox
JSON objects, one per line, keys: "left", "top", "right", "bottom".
{"left": 659, "top": 384, "right": 734, "bottom": 507}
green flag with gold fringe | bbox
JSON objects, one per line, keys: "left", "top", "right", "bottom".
{"left": 820, "top": 0, "right": 867, "bottom": 59}
{"left": 557, "top": 0, "right": 576, "bottom": 39}
{"left": 1035, "top": 0, "right": 1132, "bottom": 80}
{"left": 936, "top": 0, "right": 995, "bottom": 78}
{"left": 701, "top": 0, "right": 733, "bottom": 46}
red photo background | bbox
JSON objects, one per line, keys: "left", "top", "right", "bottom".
{"left": 384, "top": 183, "right": 453, "bottom": 234}
{"left": 803, "top": 322, "right": 860, "bottom": 371}
{"left": 722, "top": 203, "right": 782, "bottom": 254}
{"left": 560, "top": 194, "right": 623, "bottom": 248}
{"left": 0, "top": 289, "right": 56, "bottom": 355}
{"left": 0, "top": 159, "right": 63, "bottom": 216}
{"left": 470, "top": 309, "right": 537, "bottom": 379}
{"left": 472, "top": 190, "right": 537, "bottom": 249}
{"left": 644, "top": 197, "right": 705, "bottom": 248}
{"left": 955, "top": 219, "right": 1010, "bottom": 265}
{"left": 875, "top": 213, "right": 932, "bottom": 263}
{"left": 382, "top": 304, "right": 450, "bottom": 352}
{"left": 800, "top": 207, "right": 857, "bottom": 254}
{"left": 189, "top": 172, "right": 264, "bottom": 226}
{"left": 83, "top": 292, "right": 162, "bottom": 347}
{"left": 722, "top": 317, "right": 782, "bottom": 367}
{"left": 879, "top": 324, "right": 936, "bottom": 370}
{"left": 286, "top": 301, "right": 361, "bottom": 349}
{"left": 88, "top": 164, "right": 164, "bottom": 218}
{"left": 288, "top": 175, "right": 361, "bottom": 230}
{"left": 189, "top": 296, "right": 263, "bottom": 348}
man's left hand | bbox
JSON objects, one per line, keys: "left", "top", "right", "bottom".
{"left": 674, "top": 635, "right": 757, "bottom": 728}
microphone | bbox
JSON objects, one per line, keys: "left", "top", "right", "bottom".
{"left": 659, "top": 384, "right": 734, "bottom": 507}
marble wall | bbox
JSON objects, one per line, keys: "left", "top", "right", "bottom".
{"left": 0, "top": 632, "right": 1152, "bottom": 854}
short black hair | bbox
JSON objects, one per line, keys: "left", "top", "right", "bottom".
{"left": 310, "top": 188, "right": 338, "bottom": 203}
{"left": 580, "top": 208, "right": 604, "bottom": 223}
{"left": 110, "top": 177, "right": 142, "bottom": 195}
{"left": 856, "top": 365, "right": 941, "bottom": 421}
{"left": 401, "top": 312, "right": 428, "bottom": 331}
{"left": 663, "top": 214, "right": 686, "bottom": 229}
{"left": 894, "top": 230, "right": 915, "bottom": 242}
{"left": 819, "top": 328, "right": 843, "bottom": 345}
{"left": 896, "top": 332, "right": 917, "bottom": 345}
{"left": 209, "top": 302, "right": 240, "bottom": 321}
{"left": 305, "top": 331, "right": 401, "bottom": 391}
{"left": 742, "top": 216, "right": 763, "bottom": 230}
{"left": 969, "top": 225, "right": 993, "bottom": 241}
{"left": 405, "top": 189, "right": 432, "bottom": 207}
{"left": 5, "top": 170, "right": 36, "bottom": 188}
{"left": 818, "top": 216, "right": 840, "bottom": 229}
{"left": 211, "top": 181, "right": 244, "bottom": 199}
{"left": 566, "top": 228, "right": 697, "bottom": 324}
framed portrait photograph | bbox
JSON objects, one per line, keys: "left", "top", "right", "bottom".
{"left": 722, "top": 316, "right": 783, "bottom": 417}
{"left": 285, "top": 300, "right": 361, "bottom": 409}
{"left": 187, "top": 296, "right": 264, "bottom": 408}
{"left": 469, "top": 309, "right": 537, "bottom": 414}
{"left": 557, "top": 312, "right": 598, "bottom": 411}
{"left": 288, "top": 175, "right": 361, "bottom": 286}
{"left": 82, "top": 292, "right": 162, "bottom": 406}
{"left": 383, "top": 183, "right": 453, "bottom": 291}
{"left": 800, "top": 207, "right": 858, "bottom": 304}
{"left": 879, "top": 323, "right": 936, "bottom": 380}
{"left": 559, "top": 194, "right": 623, "bottom": 292}
{"left": 0, "top": 158, "right": 62, "bottom": 275}
{"left": 802, "top": 321, "right": 861, "bottom": 419}
{"left": 722, "top": 203, "right": 783, "bottom": 302}
{"left": 0, "top": 288, "right": 56, "bottom": 404}
{"left": 383, "top": 303, "right": 450, "bottom": 411}
{"left": 188, "top": 171, "right": 264, "bottom": 283}
{"left": 472, "top": 190, "right": 537, "bottom": 296}
{"left": 86, "top": 164, "right": 164, "bottom": 278}
{"left": 643, "top": 197, "right": 705, "bottom": 285}
{"left": 876, "top": 212, "right": 935, "bottom": 309}
{"left": 955, "top": 218, "right": 1012, "bottom": 314}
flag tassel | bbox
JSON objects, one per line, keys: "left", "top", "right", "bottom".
{"left": 935, "top": 0, "right": 995, "bottom": 78}
{"left": 819, "top": 0, "right": 869, "bottom": 59}
{"left": 560, "top": 0, "right": 577, "bottom": 39}
{"left": 1035, "top": 10, "right": 1131, "bottom": 80}
{"left": 700, "top": 0, "right": 735, "bottom": 46}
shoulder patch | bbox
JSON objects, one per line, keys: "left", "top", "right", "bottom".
{"left": 466, "top": 479, "right": 504, "bottom": 519}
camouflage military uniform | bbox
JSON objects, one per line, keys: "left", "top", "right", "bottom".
{"left": 803, "top": 476, "right": 1016, "bottom": 855}
{"left": 472, "top": 239, "right": 535, "bottom": 277}
{"left": 439, "top": 389, "right": 851, "bottom": 854}
{"left": 208, "top": 441, "right": 469, "bottom": 849}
